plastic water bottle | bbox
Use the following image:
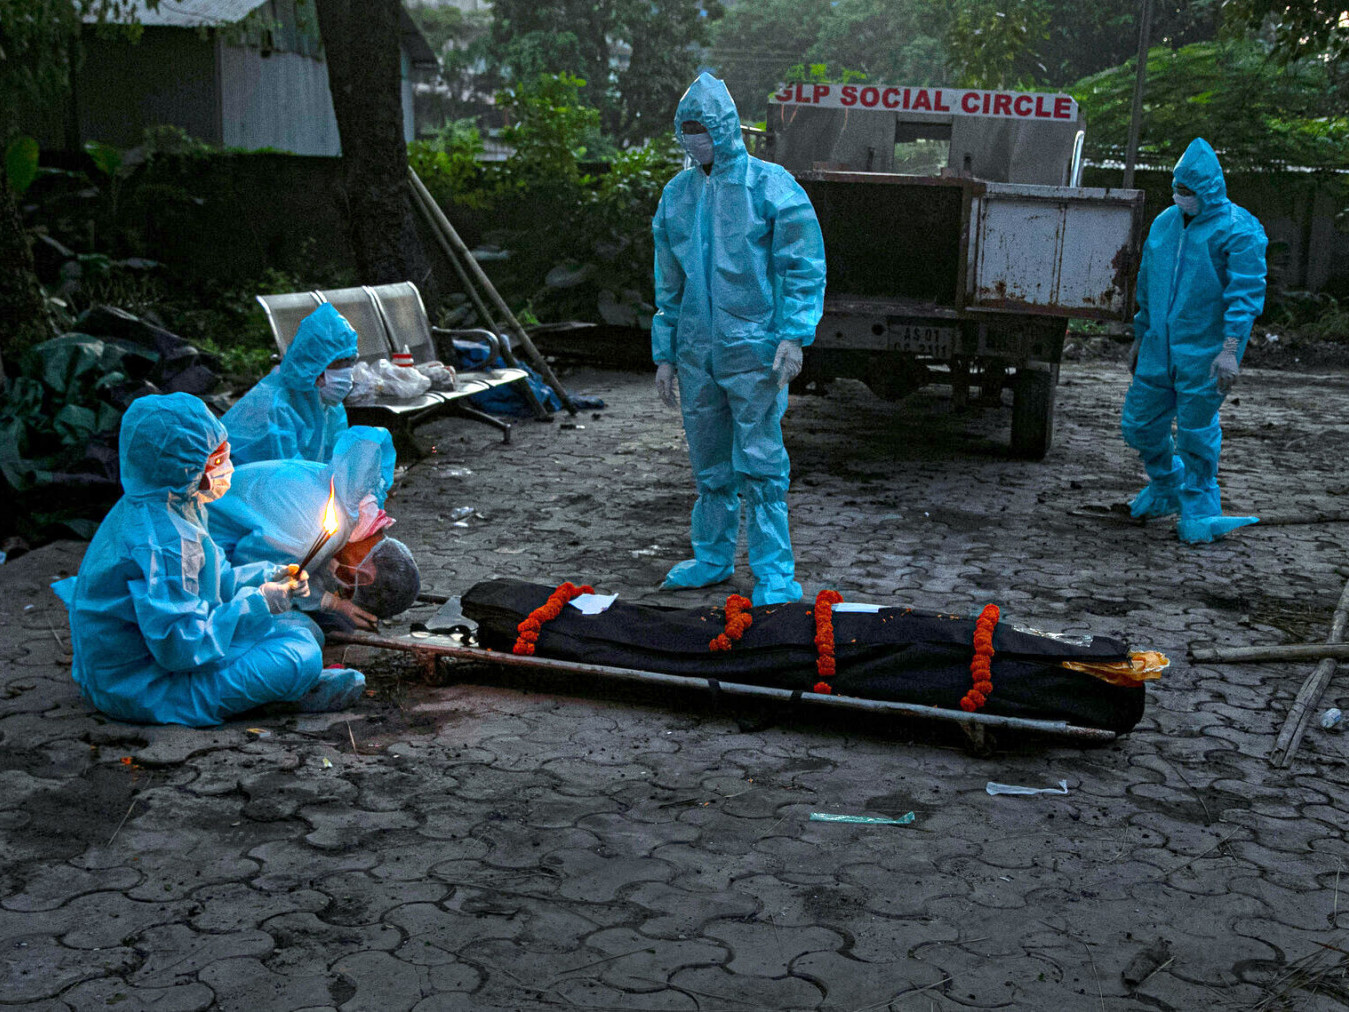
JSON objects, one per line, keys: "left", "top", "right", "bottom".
{"left": 1321, "top": 708, "right": 1343, "bottom": 731}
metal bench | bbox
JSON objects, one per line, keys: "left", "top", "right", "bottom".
{"left": 256, "top": 282, "right": 533, "bottom": 455}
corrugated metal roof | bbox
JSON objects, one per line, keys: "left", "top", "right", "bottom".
{"left": 84, "top": 1, "right": 270, "bottom": 28}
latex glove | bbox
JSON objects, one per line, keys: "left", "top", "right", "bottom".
{"left": 260, "top": 581, "right": 298, "bottom": 615}
{"left": 321, "top": 591, "right": 379, "bottom": 631}
{"left": 655, "top": 362, "right": 677, "bottom": 409}
{"left": 1127, "top": 341, "right": 1140, "bottom": 375}
{"left": 772, "top": 340, "right": 803, "bottom": 388}
{"left": 1210, "top": 337, "right": 1240, "bottom": 393}
{"left": 269, "top": 564, "right": 310, "bottom": 599}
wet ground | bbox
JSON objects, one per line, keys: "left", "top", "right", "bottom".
{"left": 3, "top": 359, "right": 1349, "bottom": 1010}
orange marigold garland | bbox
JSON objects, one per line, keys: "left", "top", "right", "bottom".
{"left": 513, "top": 581, "right": 595, "bottom": 655}
{"left": 813, "top": 589, "right": 844, "bottom": 691}
{"left": 960, "top": 603, "right": 1000, "bottom": 712}
{"left": 709, "top": 595, "right": 753, "bottom": 651}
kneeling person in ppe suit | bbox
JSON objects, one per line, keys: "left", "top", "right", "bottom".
{"left": 55, "top": 394, "right": 366, "bottom": 727}
{"left": 208, "top": 426, "right": 421, "bottom": 632}
{"left": 1122, "top": 137, "right": 1267, "bottom": 544}
{"left": 223, "top": 302, "right": 360, "bottom": 466}
{"left": 652, "top": 73, "right": 826, "bottom": 606}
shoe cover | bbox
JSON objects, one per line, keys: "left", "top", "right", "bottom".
{"left": 296, "top": 668, "right": 366, "bottom": 712}
{"left": 662, "top": 559, "right": 734, "bottom": 590}
{"left": 1129, "top": 482, "right": 1181, "bottom": 519}
{"left": 1177, "top": 514, "right": 1259, "bottom": 544}
{"left": 751, "top": 576, "right": 803, "bottom": 606}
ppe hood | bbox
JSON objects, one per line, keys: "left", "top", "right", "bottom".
{"left": 674, "top": 73, "right": 747, "bottom": 172}
{"left": 1172, "top": 137, "right": 1228, "bottom": 217}
{"left": 279, "top": 303, "right": 360, "bottom": 391}
{"left": 118, "top": 393, "right": 226, "bottom": 499}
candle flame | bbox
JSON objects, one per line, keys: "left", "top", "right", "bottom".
{"left": 322, "top": 481, "right": 339, "bottom": 535}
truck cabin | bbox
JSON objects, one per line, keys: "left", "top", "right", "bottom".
{"left": 765, "top": 83, "right": 1085, "bottom": 187}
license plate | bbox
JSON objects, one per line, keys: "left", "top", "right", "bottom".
{"left": 889, "top": 324, "right": 956, "bottom": 357}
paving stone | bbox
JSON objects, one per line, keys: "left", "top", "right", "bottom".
{"left": 0, "top": 934, "right": 137, "bottom": 1002}
{"left": 5, "top": 366, "right": 1349, "bottom": 1007}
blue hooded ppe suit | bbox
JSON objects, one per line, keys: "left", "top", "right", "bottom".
{"left": 1122, "top": 138, "right": 1267, "bottom": 544}
{"left": 223, "top": 303, "right": 359, "bottom": 465}
{"left": 207, "top": 426, "right": 396, "bottom": 624}
{"left": 652, "top": 73, "right": 827, "bottom": 605}
{"left": 55, "top": 393, "right": 323, "bottom": 726}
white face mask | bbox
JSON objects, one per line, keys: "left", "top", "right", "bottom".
{"left": 199, "top": 460, "right": 233, "bottom": 503}
{"left": 682, "top": 132, "right": 715, "bottom": 166}
{"left": 319, "top": 366, "right": 354, "bottom": 405}
{"left": 1173, "top": 192, "right": 1199, "bottom": 215}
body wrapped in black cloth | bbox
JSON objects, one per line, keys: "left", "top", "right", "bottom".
{"left": 461, "top": 580, "right": 1149, "bottom": 734}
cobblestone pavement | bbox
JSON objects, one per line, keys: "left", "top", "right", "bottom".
{"left": 4, "top": 361, "right": 1349, "bottom": 1011}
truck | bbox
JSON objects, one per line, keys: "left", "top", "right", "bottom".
{"left": 761, "top": 82, "right": 1146, "bottom": 459}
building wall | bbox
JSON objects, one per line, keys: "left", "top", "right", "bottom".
{"left": 73, "top": 27, "right": 222, "bottom": 148}
{"left": 218, "top": 43, "right": 342, "bottom": 155}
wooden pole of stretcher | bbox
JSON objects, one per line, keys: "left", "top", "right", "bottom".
{"left": 408, "top": 168, "right": 579, "bottom": 415}
{"left": 1269, "top": 574, "right": 1349, "bottom": 767}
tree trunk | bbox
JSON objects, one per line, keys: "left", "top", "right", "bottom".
{"left": 0, "top": 180, "right": 54, "bottom": 378}
{"left": 314, "top": 0, "right": 434, "bottom": 301}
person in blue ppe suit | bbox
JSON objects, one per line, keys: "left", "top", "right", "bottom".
{"left": 54, "top": 393, "right": 366, "bottom": 726}
{"left": 652, "top": 73, "right": 826, "bottom": 606}
{"left": 1121, "top": 138, "right": 1268, "bottom": 545}
{"left": 223, "top": 303, "right": 360, "bottom": 465}
{"left": 209, "top": 426, "right": 420, "bottom": 632}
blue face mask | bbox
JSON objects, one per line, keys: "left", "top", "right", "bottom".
{"left": 682, "top": 132, "right": 715, "bottom": 166}
{"left": 319, "top": 366, "right": 354, "bottom": 405}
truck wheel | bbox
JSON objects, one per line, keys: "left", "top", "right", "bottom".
{"left": 1010, "top": 364, "right": 1056, "bottom": 460}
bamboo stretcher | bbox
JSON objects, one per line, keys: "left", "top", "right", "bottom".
{"left": 326, "top": 627, "right": 1121, "bottom": 752}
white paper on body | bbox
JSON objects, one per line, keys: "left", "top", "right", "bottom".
{"left": 569, "top": 593, "right": 618, "bottom": 615}
{"left": 832, "top": 602, "right": 886, "bottom": 613}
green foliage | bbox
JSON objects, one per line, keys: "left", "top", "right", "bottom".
{"left": 497, "top": 72, "right": 605, "bottom": 187}
{"left": 946, "top": 0, "right": 1051, "bottom": 88}
{"left": 1072, "top": 40, "right": 1349, "bottom": 170}
{"left": 411, "top": 73, "right": 684, "bottom": 329}
{"left": 408, "top": 120, "right": 490, "bottom": 210}
{"left": 4, "top": 135, "right": 39, "bottom": 194}
{"left": 0, "top": 0, "right": 159, "bottom": 139}
{"left": 808, "top": 0, "right": 949, "bottom": 87}
{"left": 486, "top": 0, "right": 721, "bottom": 144}
{"left": 780, "top": 64, "right": 869, "bottom": 86}
{"left": 1221, "top": 0, "right": 1349, "bottom": 70}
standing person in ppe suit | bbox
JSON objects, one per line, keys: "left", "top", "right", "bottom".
{"left": 54, "top": 394, "right": 366, "bottom": 727}
{"left": 224, "top": 303, "right": 361, "bottom": 465}
{"left": 652, "top": 72, "right": 826, "bottom": 606}
{"left": 1122, "top": 137, "right": 1268, "bottom": 544}
{"left": 209, "top": 426, "right": 421, "bottom": 632}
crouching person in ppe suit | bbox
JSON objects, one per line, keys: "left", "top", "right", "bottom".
{"left": 208, "top": 425, "right": 421, "bottom": 632}
{"left": 1122, "top": 137, "right": 1268, "bottom": 544}
{"left": 52, "top": 394, "right": 366, "bottom": 727}
{"left": 652, "top": 72, "right": 826, "bottom": 606}
{"left": 223, "top": 303, "right": 360, "bottom": 466}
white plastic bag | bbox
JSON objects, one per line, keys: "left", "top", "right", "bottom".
{"left": 347, "top": 361, "right": 382, "bottom": 405}
{"left": 376, "top": 358, "right": 432, "bottom": 399}
{"left": 416, "top": 360, "right": 459, "bottom": 392}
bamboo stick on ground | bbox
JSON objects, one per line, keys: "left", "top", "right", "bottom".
{"left": 1190, "top": 643, "right": 1349, "bottom": 664}
{"left": 1270, "top": 575, "right": 1349, "bottom": 767}
{"left": 408, "top": 168, "right": 578, "bottom": 415}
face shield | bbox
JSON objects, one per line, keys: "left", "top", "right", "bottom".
{"left": 341, "top": 537, "right": 420, "bottom": 618}
{"left": 198, "top": 441, "right": 234, "bottom": 503}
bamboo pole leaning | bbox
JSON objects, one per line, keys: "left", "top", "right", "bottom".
{"left": 406, "top": 178, "right": 554, "bottom": 422}
{"left": 408, "top": 167, "right": 579, "bottom": 415}
{"left": 1269, "top": 575, "right": 1349, "bottom": 767}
